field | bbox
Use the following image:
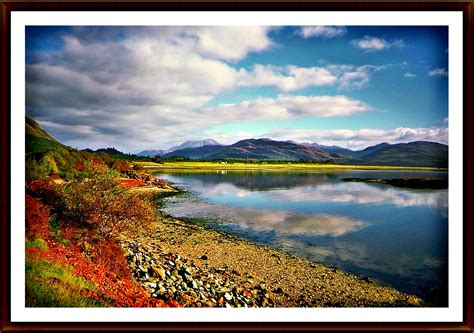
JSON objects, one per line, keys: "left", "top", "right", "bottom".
{"left": 133, "top": 161, "right": 447, "bottom": 172}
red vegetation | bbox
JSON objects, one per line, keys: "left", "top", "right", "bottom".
{"left": 111, "top": 159, "right": 130, "bottom": 173}
{"left": 26, "top": 240, "right": 180, "bottom": 308}
{"left": 25, "top": 195, "right": 51, "bottom": 239}
{"left": 25, "top": 161, "right": 180, "bottom": 307}
{"left": 88, "top": 238, "right": 131, "bottom": 279}
{"left": 119, "top": 179, "right": 147, "bottom": 188}
{"left": 75, "top": 159, "right": 85, "bottom": 171}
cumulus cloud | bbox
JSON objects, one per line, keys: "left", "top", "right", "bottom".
{"left": 238, "top": 64, "right": 337, "bottom": 91}
{"left": 26, "top": 27, "right": 277, "bottom": 151}
{"left": 264, "top": 126, "right": 448, "bottom": 150}
{"left": 25, "top": 26, "right": 433, "bottom": 153}
{"left": 429, "top": 68, "right": 448, "bottom": 77}
{"left": 327, "top": 64, "right": 388, "bottom": 89}
{"left": 239, "top": 63, "right": 387, "bottom": 91}
{"left": 206, "top": 95, "right": 373, "bottom": 119}
{"left": 351, "top": 35, "right": 404, "bottom": 51}
{"left": 299, "top": 26, "right": 347, "bottom": 38}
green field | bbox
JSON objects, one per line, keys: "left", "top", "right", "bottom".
{"left": 133, "top": 161, "right": 447, "bottom": 172}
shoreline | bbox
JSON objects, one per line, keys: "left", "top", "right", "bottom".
{"left": 135, "top": 161, "right": 447, "bottom": 172}
{"left": 119, "top": 187, "right": 425, "bottom": 307}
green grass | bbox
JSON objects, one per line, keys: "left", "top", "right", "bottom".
{"left": 134, "top": 161, "right": 447, "bottom": 172}
{"left": 25, "top": 238, "right": 48, "bottom": 251}
{"left": 25, "top": 257, "right": 103, "bottom": 307}
{"left": 26, "top": 134, "right": 61, "bottom": 153}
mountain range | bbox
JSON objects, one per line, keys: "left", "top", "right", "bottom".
{"left": 25, "top": 116, "right": 448, "bottom": 168}
{"left": 162, "top": 138, "right": 448, "bottom": 167}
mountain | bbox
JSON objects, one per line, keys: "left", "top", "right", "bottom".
{"left": 25, "top": 116, "right": 61, "bottom": 153}
{"left": 356, "top": 142, "right": 392, "bottom": 157}
{"left": 136, "top": 149, "right": 167, "bottom": 157}
{"left": 168, "top": 139, "right": 221, "bottom": 152}
{"left": 137, "top": 139, "right": 221, "bottom": 157}
{"left": 164, "top": 138, "right": 344, "bottom": 161}
{"left": 164, "top": 138, "right": 447, "bottom": 167}
{"left": 307, "top": 143, "right": 359, "bottom": 158}
{"left": 348, "top": 141, "right": 448, "bottom": 167}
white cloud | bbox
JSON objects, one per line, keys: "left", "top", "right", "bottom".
{"left": 265, "top": 126, "right": 448, "bottom": 150}
{"left": 239, "top": 63, "right": 388, "bottom": 91}
{"left": 25, "top": 26, "right": 417, "bottom": 153}
{"left": 429, "top": 68, "right": 448, "bottom": 77}
{"left": 299, "top": 26, "right": 347, "bottom": 39}
{"left": 238, "top": 64, "right": 337, "bottom": 92}
{"left": 403, "top": 72, "right": 417, "bottom": 78}
{"left": 327, "top": 64, "right": 387, "bottom": 89}
{"left": 206, "top": 95, "right": 373, "bottom": 119}
{"left": 188, "top": 27, "right": 274, "bottom": 61}
{"left": 351, "top": 35, "right": 404, "bottom": 51}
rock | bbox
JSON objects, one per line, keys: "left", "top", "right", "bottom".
{"left": 153, "top": 267, "right": 166, "bottom": 280}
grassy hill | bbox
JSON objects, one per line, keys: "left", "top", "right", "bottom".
{"left": 26, "top": 116, "right": 61, "bottom": 153}
{"left": 349, "top": 141, "right": 448, "bottom": 168}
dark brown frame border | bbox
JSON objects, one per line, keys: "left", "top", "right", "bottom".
{"left": 1, "top": 1, "right": 472, "bottom": 331}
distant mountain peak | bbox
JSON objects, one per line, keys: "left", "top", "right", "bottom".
{"left": 168, "top": 139, "right": 221, "bottom": 152}
{"left": 137, "top": 139, "right": 221, "bottom": 157}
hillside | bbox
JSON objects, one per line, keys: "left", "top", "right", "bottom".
{"left": 164, "top": 138, "right": 343, "bottom": 161}
{"left": 163, "top": 138, "right": 447, "bottom": 167}
{"left": 26, "top": 116, "right": 61, "bottom": 153}
{"left": 348, "top": 141, "right": 448, "bottom": 167}
{"left": 138, "top": 139, "right": 221, "bottom": 157}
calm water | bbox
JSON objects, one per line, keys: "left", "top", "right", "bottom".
{"left": 152, "top": 169, "right": 448, "bottom": 304}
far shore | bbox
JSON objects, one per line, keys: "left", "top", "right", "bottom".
{"left": 134, "top": 161, "right": 448, "bottom": 172}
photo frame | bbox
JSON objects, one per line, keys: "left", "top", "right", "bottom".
{"left": 1, "top": 1, "right": 472, "bottom": 331}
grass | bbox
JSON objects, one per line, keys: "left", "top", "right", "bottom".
{"left": 134, "top": 161, "right": 447, "bottom": 172}
{"left": 25, "top": 256, "right": 103, "bottom": 307}
{"left": 26, "top": 134, "right": 61, "bottom": 153}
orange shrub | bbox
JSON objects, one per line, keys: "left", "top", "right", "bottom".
{"left": 88, "top": 238, "right": 131, "bottom": 279}
{"left": 26, "top": 179, "right": 64, "bottom": 210}
{"left": 25, "top": 194, "right": 51, "bottom": 239}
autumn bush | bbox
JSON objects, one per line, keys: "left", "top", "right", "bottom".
{"left": 111, "top": 159, "right": 130, "bottom": 173}
{"left": 88, "top": 238, "right": 131, "bottom": 279}
{"left": 62, "top": 159, "right": 156, "bottom": 238}
{"left": 25, "top": 194, "right": 51, "bottom": 240}
{"left": 26, "top": 180, "right": 65, "bottom": 217}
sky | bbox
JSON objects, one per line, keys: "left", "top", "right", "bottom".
{"left": 25, "top": 26, "right": 449, "bottom": 153}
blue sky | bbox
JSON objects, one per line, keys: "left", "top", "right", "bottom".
{"left": 25, "top": 26, "right": 448, "bottom": 153}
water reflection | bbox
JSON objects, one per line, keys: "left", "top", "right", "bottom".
{"left": 269, "top": 182, "right": 448, "bottom": 208}
{"left": 163, "top": 200, "right": 369, "bottom": 237}
{"left": 154, "top": 170, "right": 448, "bottom": 303}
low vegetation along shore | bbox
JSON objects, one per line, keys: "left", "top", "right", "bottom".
{"left": 134, "top": 161, "right": 447, "bottom": 172}
{"left": 25, "top": 157, "right": 424, "bottom": 307}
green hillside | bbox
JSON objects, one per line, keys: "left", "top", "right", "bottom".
{"left": 26, "top": 116, "right": 61, "bottom": 153}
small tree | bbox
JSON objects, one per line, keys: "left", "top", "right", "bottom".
{"left": 62, "top": 159, "right": 155, "bottom": 238}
